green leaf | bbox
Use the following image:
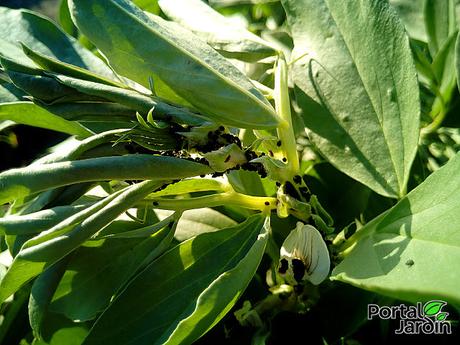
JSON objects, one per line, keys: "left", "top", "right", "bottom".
{"left": 158, "top": 0, "right": 276, "bottom": 62}
{"left": 282, "top": 0, "right": 420, "bottom": 198}
{"left": 81, "top": 215, "right": 268, "bottom": 345}
{"left": 29, "top": 257, "right": 70, "bottom": 339}
{"left": 49, "top": 223, "right": 175, "bottom": 321}
{"left": 33, "top": 128, "right": 129, "bottom": 164}
{"left": 33, "top": 312, "right": 89, "bottom": 345}
{"left": 162, "top": 217, "right": 270, "bottom": 344}
{"left": 171, "top": 208, "right": 237, "bottom": 242}
{"left": 389, "top": 0, "right": 427, "bottom": 42}
{"left": 0, "top": 155, "right": 212, "bottom": 204}
{"left": 132, "top": 0, "right": 160, "bottom": 14}
{"left": 51, "top": 74, "right": 206, "bottom": 125}
{"left": 428, "top": 31, "right": 458, "bottom": 126}
{"left": 227, "top": 170, "right": 267, "bottom": 197}
{"left": 0, "top": 180, "right": 159, "bottom": 305}
{"left": 332, "top": 152, "right": 460, "bottom": 305}
{"left": 423, "top": 300, "right": 446, "bottom": 316}
{"left": 0, "top": 204, "right": 87, "bottom": 236}
{"left": 59, "top": 0, "right": 79, "bottom": 37}
{"left": 21, "top": 43, "right": 126, "bottom": 88}
{"left": 456, "top": 31, "right": 460, "bottom": 93}
{"left": 0, "top": 102, "right": 92, "bottom": 138}
{"left": 0, "top": 7, "right": 113, "bottom": 78}
{"left": 0, "top": 82, "right": 25, "bottom": 103}
{"left": 68, "top": 0, "right": 279, "bottom": 129}
{"left": 149, "top": 178, "right": 226, "bottom": 198}
{"left": 424, "top": 0, "right": 457, "bottom": 57}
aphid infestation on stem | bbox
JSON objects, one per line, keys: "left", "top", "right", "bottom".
{"left": 5, "top": 0, "right": 454, "bottom": 343}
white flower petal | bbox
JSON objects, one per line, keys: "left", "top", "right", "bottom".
{"left": 279, "top": 222, "right": 330, "bottom": 285}
{"left": 303, "top": 225, "right": 330, "bottom": 285}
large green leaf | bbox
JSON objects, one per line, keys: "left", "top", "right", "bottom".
{"left": 68, "top": 0, "right": 279, "bottom": 129}
{"left": 282, "top": 0, "right": 420, "bottom": 198}
{"left": 0, "top": 102, "right": 92, "bottom": 138}
{"left": 49, "top": 223, "right": 175, "bottom": 321}
{"left": 158, "top": 0, "right": 276, "bottom": 62}
{"left": 0, "top": 7, "right": 113, "bottom": 78}
{"left": 0, "top": 155, "right": 212, "bottom": 204}
{"left": 82, "top": 215, "right": 269, "bottom": 345}
{"left": 332, "top": 152, "right": 460, "bottom": 305}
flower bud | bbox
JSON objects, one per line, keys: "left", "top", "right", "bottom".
{"left": 278, "top": 222, "right": 330, "bottom": 285}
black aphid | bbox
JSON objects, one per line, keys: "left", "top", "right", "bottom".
{"left": 285, "top": 181, "right": 300, "bottom": 199}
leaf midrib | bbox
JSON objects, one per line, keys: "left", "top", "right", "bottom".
{"left": 99, "top": 0, "right": 275, "bottom": 116}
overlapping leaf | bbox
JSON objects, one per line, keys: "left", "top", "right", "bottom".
{"left": 0, "top": 7, "right": 113, "bottom": 77}
{"left": 0, "top": 155, "right": 212, "bottom": 204}
{"left": 82, "top": 215, "right": 269, "bottom": 345}
{"left": 68, "top": 0, "right": 279, "bottom": 129}
{"left": 158, "top": 0, "right": 276, "bottom": 61}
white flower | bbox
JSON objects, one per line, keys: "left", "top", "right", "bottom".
{"left": 278, "top": 222, "right": 330, "bottom": 285}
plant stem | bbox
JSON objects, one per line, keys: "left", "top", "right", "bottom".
{"left": 274, "top": 54, "right": 300, "bottom": 178}
{"left": 147, "top": 192, "right": 277, "bottom": 212}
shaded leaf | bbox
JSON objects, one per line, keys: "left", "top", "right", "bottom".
{"left": 49, "top": 222, "right": 175, "bottom": 321}
{"left": 332, "top": 152, "right": 460, "bottom": 305}
{"left": 0, "top": 102, "right": 92, "bottom": 138}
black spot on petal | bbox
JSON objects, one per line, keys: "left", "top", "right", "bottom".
{"left": 292, "top": 259, "right": 305, "bottom": 282}
{"left": 278, "top": 259, "right": 288, "bottom": 274}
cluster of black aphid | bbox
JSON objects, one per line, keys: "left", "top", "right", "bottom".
{"left": 191, "top": 126, "right": 242, "bottom": 153}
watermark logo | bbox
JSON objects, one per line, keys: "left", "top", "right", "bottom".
{"left": 367, "top": 300, "right": 452, "bottom": 335}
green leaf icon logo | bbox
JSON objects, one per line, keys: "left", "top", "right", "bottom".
{"left": 436, "top": 312, "right": 448, "bottom": 321}
{"left": 423, "top": 300, "right": 446, "bottom": 317}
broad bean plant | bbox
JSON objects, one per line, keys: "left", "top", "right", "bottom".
{"left": 0, "top": 0, "right": 459, "bottom": 344}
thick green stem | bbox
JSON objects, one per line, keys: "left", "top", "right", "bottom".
{"left": 275, "top": 55, "right": 300, "bottom": 178}
{"left": 147, "top": 192, "right": 277, "bottom": 212}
